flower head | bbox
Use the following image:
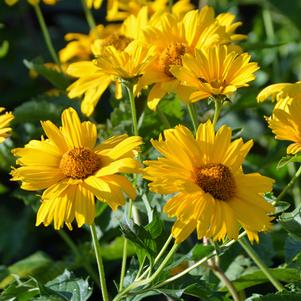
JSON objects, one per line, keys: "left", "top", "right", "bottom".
{"left": 0, "top": 107, "right": 14, "bottom": 143}
{"left": 67, "top": 7, "right": 150, "bottom": 116}
{"left": 11, "top": 107, "right": 142, "bottom": 230}
{"left": 106, "top": 0, "right": 194, "bottom": 22}
{"left": 140, "top": 6, "right": 244, "bottom": 109}
{"left": 5, "top": 0, "right": 57, "bottom": 5}
{"left": 144, "top": 121, "right": 274, "bottom": 243}
{"left": 257, "top": 81, "right": 301, "bottom": 103}
{"left": 268, "top": 98, "right": 301, "bottom": 155}
{"left": 171, "top": 45, "right": 259, "bottom": 103}
{"left": 86, "top": 0, "right": 103, "bottom": 9}
{"left": 59, "top": 25, "right": 107, "bottom": 64}
{"left": 94, "top": 41, "right": 155, "bottom": 80}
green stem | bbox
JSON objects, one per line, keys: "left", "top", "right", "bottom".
{"left": 136, "top": 234, "right": 173, "bottom": 281}
{"left": 157, "top": 107, "right": 171, "bottom": 129}
{"left": 168, "top": 0, "right": 174, "bottom": 12}
{"left": 154, "top": 232, "right": 247, "bottom": 288}
{"left": 33, "top": 4, "right": 61, "bottom": 69}
{"left": 89, "top": 224, "right": 109, "bottom": 301}
{"left": 125, "top": 84, "right": 139, "bottom": 136}
{"left": 288, "top": 164, "right": 301, "bottom": 207}
{"left": 114, "top": 243, "right": 179, "bottom": 301}
{"left": 212, "top": 266, "right": 241, "bottom": 301}
{"left": 81, "top": 0, "right": 97, "bottom": 30}
{"left": 238, "top": 237, "right": 284, "bottom": 292}
{"left": 262, "top": 4, "right": 280, "bottom": 82}
{"left": 275, "top": 165, "right": 301, "bottom": 203}
{"left": 119, "top": 200, "right": 134, "bottom": 291}
{"left": 147, "top": 243, "right": 179, "bottom": 282}
{"left": 187, "top": 103, "right": 198, "bottom": 133}
{"left": 212, "top": 98, "right": 223, "bottom": 128}
{"left": 58, "top": 230, "right": 100, "bottom": 287}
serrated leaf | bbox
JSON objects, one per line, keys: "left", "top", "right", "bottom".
{"left": 120, "top": 220, "right": 156, "bottom": 266}
{"left": 46, "top": 270, "right": 92, "bottom": 301}
{"left": 277, "top": 153, "right": 301, "bottom": 169}
{"left": 0, "top": 277, "right": 41, "bottom": 301}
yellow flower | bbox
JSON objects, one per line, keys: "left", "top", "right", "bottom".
{"left": 216, "top": 12, "right": 247, "bottom": 41}
{"left": 268, "top": 98, "right": 301, "bottom": 155}
{"left": 67, "top": 7, "right": 150, "bottom": 116}
{"left": 59, "top": 25, "right": 106, "bottom": 64}
{"left": 171, "top": 45, "right": 259, "bottom": 103}
{"left": 5, "top": 0, "right": 57, "bottom": 5}
{"left": 11, "top": 107, "right": 142, "bottom": 230}
{"left": 257, "top": 81, "right": 301, "bottom": 103}
{"left": 0, "top": 107, "right": 14, "bottom": 143}
{"left": 106, "top": 0, "right": 194, "bottom": 22}
{"left": 94, "top": 41, "right": 155, "bottom": 80}
{"left": 86, "top": 0, "right": 103, "bottom": 9}
{"left": 139, "top": 6, "right": 244, "bottom": 110}
{"left": 144, "top": 121, "right": 274, "bottom": 243}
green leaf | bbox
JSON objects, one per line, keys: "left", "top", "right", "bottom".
{"left": 144, "top": 210, "right": 164, "bottom": 240}
{"left": 100, "top": 236, "right": 135, "bottom": 261}
{"left": 120, "top": 220, "right": 156, "bottom": 266}
{"left": 256, "top": 292, "right": 301, "bottom": 301}
{"left": 284, "top": 236, "right": 301, "bottom": 262}
{"left": 23, "top": 58, "right": 71, "bottom": 90}
{"left": 0, "top": 252, "right": 64, "bottom": 289}
{"left": 224, "top": 255, "right": 254, "bottom": 282}
{"left": 46, "top": 270, "right": 92, "bottom": 301}
{"left": 0, "top": 40, "right": 9, "bottom": 58}
{"left": 0, "top": 277, "right": 41, "bottom": 301}
{"left": 13, "top": 97, "right": 69, "bottom": 125}
{"left": 279, "top": 204, "right": 301, "bottom": 240}
{"left": 277, "top": 153, "right": 301, "bottom": 169}
{"left": 223, "top": 268, "right": 300, "bottom": 292}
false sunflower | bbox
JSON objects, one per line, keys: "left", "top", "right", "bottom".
{"left": 0, "top": 107, "right": 14, "bottom": 143}
{"left": 11, "top": 107, "right": 142, "bottom": 230}
{"left": 67, "top": 7, "right": 150, "bottom": 116}
{"left": 139, "top": 6, "right": 244, "bottom": 109}
{"left": 171, "top": 45, "right": 259, "bottom": 103}
{"left": 106, "top": 0, "right": 194, "bottom": 21}
{"left": 59, "top": 25, "right": 112, "bottom": 64}
{"left": 144, "top": 121, "right": 274, "bottom": 243}
{"left": 257, "top": 81, "right": 301, "bottom": 104}
{"left": 268, "top": 98, "right": 301, "bottom": 155}
{"left": 86, "top": 0, "right": 103, "bottom": 9}
{"left": 5, "top": 0, "right": 56, "bottom": 5}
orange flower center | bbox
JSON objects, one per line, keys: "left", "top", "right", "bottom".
{"left": 159, "top": 43, "right": 186, "bottom": 78}
{"left": 60, "top": 147, "right": 101, "bottom": 179}
{"left": 101, "top": 34, "right": 133, "bottom": 51}
{"left": 195, "top": 163, "right": 236, "bottom": 201}
{"left": 210, "top": 79, "right": 224, "bottom": 89}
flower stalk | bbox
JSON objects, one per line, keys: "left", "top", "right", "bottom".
{"left": 90, "top": 224, "right": 109, "bottom": 301}
{"left": 238, "top": 236, "right": 284, "bottom": 292}
{"left": 81, "top": 0, "right": 97, "bottom": 30}
{"left": 187, "top": 103, "right": 198, "bottom": 133}
{"left": 32, "top": 4, "right": 61, "bottom": 70}
{"left": 275, "top": 164, "right": 301, "bottom": 203}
